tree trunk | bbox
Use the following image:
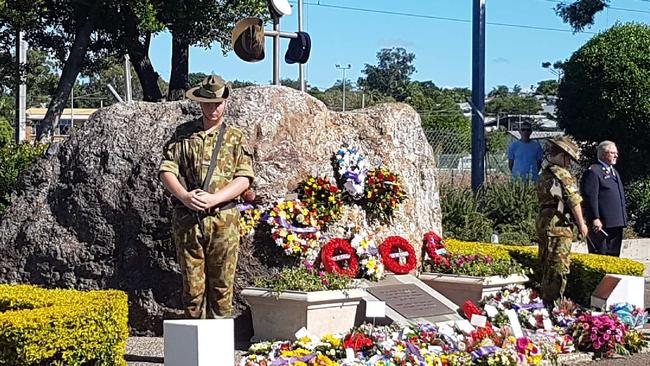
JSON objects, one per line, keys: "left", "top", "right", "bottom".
{"left": 121, "top": 5, "right": 163, "bottom": 102}
{"left": 37, "top": 17, "right": 94, "bottom": 141}
{"left": 168, "top": 34, "right": 190, "bottom": 101}
{"left": 125, "top": 33, "right": 163, "bottom": 102}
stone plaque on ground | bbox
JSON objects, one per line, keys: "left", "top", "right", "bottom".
{"left": 591, "top": 274, "right": 645, "bottom": 309}
{"left": 592, "top": 275, "right": 620, "bottom": 300}
{"left": 367, "top": 284, "right": 454, "bottom": 318}
{"left": 358, "top": 274, "right": 461, "bottom": 326}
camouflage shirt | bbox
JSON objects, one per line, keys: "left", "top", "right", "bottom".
{"left": 159, "top": 119, "right": 255, "bottom": 202}
{"left": 536, "top": 164, "right": 583, "bottom": 235}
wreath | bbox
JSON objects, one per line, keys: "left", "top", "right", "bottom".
{"left": 379, "top": 236, "right": 417, "bottom": 274}
{"left": 364, "top": 167, "right": 406, "bottom": 220}
{"left": 320, "top": 238, "right": 359, "bottom": 277}
{"left": 423, "top": 230, "right": 446, "bottom": 260}
{"left": 351, "top": 232, "right": 384, "bottom": 281}
{"left": 334, "top": 146, "right": 370, "bottom": 200}
{"left": 239, "top": 204, "right": 262, "bottom": 238}
{"left": 297, "top": 176, "right": 344, "bottom": 227}
{"left": 265, "top": 199, "right": 322, "bottom": 264}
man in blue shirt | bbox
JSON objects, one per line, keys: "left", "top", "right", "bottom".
{"left": 508, "top": 122, "right": 544, "bottom": 181}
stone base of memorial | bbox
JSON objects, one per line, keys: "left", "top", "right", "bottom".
{"left": 418, "top": 273, "right": 529, "bottom": 307}
{"left": 242, "top": 287, "right": 366, "bottom": 341}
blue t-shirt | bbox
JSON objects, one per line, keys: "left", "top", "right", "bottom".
{"left": 508, "top": 140, "right": 543, "bottom": 181}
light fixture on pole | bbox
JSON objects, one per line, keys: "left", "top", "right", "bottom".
{"left": 335, "top": 64, "right": 351, "bottom": 112}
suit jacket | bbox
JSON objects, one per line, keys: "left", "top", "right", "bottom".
{"left": 580, "top": 163, "right": 627, "bottom": 228}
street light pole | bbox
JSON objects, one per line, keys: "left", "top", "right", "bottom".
{"left": 335, "top": 64, "right": 351, "bottom": 112}
{"left": 471, "top": 0, "right": 486, "bottom": 192}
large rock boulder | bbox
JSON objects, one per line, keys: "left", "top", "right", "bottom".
{"left": 0, "top": 86, "right": 441, "bottom": 336}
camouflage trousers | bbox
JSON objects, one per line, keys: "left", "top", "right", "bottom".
{"left": 173, "top": 208, "right": 241, "bottom": 319}
{"left": 537, "top": 227, "right": 572, "bottom": 307}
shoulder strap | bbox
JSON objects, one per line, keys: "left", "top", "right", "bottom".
{"left": 202, "top": 122, "right": 227, "bottom": 191}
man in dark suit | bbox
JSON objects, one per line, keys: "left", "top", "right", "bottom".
{"left": 580, "top": 141, "right": 627, "bottom": 256}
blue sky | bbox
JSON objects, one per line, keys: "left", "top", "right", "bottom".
{"left": 149, "top": 0, "right": 650, "bottom": 91}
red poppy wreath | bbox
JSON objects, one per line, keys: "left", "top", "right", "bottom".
{"left": 424, "top": 230, "right": 445, "bottom": 260}
{"left": 321, "top": 238, "right": 359, "bottom": 277}
{"left": 379, "top": 236, "right": 416, "bottom": 274}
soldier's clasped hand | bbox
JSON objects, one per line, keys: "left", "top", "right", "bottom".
{"left": 181, "top": 189, "right": 211, "bottom": 211}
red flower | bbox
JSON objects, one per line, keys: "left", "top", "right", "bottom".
{"left": 328, "top": 185, "right": 339, "bottom": 193}
{"left": 424, "top": 230, "right": 445, "bottom": 260}
{"left": 462, "top": 300, "right": 483, "bottom": 320}
{"left": 379, "top": 236, "right": 417, "bottom": 274}
{"left": 343, "top": 333, "right": 374, "bottom": 351}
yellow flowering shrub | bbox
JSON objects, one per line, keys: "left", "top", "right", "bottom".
{"left": 445, "top": 239, "right": 644, "bottom": 304}
{"left": 0, "top": 284, "right": 128, "bottom": 366}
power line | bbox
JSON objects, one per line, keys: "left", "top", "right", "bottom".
{"left": 300, "top": 1, "right": 597, "bottom": 34}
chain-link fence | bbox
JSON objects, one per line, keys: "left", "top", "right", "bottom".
{"left": 424, "top": 128, "right": 513, "bottom": 186}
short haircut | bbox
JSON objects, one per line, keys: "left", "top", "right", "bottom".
{"left": 597, "top": 140, "right": 616, "bottom": 160}
{"left": 520, "top": 122, "right": 532, "bottom": 130}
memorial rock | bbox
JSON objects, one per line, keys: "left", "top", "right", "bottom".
{"left": 0, "top": 86, "right": 441, "bottom": 335}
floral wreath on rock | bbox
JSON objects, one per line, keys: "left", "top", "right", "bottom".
{"left": 364, "top": 167, "right": 406, "bottom": 220}
{"left": 265, "top": 199, "right": 322, "bottom": 265}
{"left": 351, "top": 231, "right": 385, "bottom": 281}
{"left": 297, "top": 176, "right": 343, "bottom": 227}
{"left": 333, "top": 146, "right": 370, "bottom": 200}
{"left": 320, "top": 238, "right": 359, "bottom": 277}
{"left": 379, "top": 236, "right": 417, "bottom": 274}
{"left": 239, "top": 204, "right": 263, "bottom": 238}
{"left": 423, "top": 230, "right": 445, "bottom": 260}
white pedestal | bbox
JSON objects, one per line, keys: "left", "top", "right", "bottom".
{"left": 590, "top": 274, "right": 645, "bottom": 310}
{"left": 163, "top": 319, "right": 234, "bottom": 366}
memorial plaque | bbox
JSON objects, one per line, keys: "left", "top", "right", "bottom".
{"left": 592, "top": 276, "right": 620, "bottom": 300}
{"left": 367, "top": 284, "right": 456, "bottom": 318}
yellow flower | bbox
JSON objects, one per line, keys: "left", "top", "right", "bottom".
{"left": 366, "top": 259, "right": 376, "bottom": 269}
{"left": 321, "top": 334, "right": 341, "bottom": 348}
{"left": 287, "top": 234, "right": 296, "bottom": 242}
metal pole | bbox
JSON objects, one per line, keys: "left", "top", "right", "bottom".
{"left": 335, "top": 64, "right": 351, "bottom": 112}
{"left": 14, "top": 31, "right": 26, "bottom": 144}
{"left": 471, "top": 0, "right": 486, "bottom": 192}
{"left": 124, "top": 54, "right": 133, "bottom": 102}
{"left": 342, "top": 68, "right": 346, "bottom": 112}
{"left": 273, "top": 15, "right": 280, "bottom": 85}
{"left": 107, "top": 84, "right": 125, "bottom": 103}
{"left": 362, "top": 93, "right": 365, "bottom": 109}
{"left": 298, "top": 0, "right": 305, "bottom": 91}
{"left": 70, "top": 86, "right": 74, "bottom": 135}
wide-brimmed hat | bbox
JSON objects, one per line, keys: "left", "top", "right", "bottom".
{"left": 548, "top": 135, "right": 580, "bottom": 162}
{"left": 232, "top": 17, "right": 265, "bottom": 62}
{"left": 185, "top": 75, "right": 231, "bottom": 103}
{"left": 285, "top": 31, "right": 311, "bottom": 64}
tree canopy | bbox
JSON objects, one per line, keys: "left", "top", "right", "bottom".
{"left": 357, "top": 47, "right": 416, "bottom": 102}
{"left": 555, "top": 0, "right": 608, "bottom": 32}
{"left": 557, "top": 23, "right": 650, "bottom": 181}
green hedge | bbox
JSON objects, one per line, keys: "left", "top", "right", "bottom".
{"left": 0, "top": 285, "right": 128, "bottom": 366}
{"left": 445, "top": 239, "right": 645, "bottom": 305}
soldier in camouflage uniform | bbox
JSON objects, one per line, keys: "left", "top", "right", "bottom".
{"left": 536, "top": 136, "right": 588, "bottom": 307}
{"left": 159, "top": 75, "right": 254, "bottom": 318}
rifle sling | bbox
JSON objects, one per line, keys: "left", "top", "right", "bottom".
{"left": 202, "top": 122, "right": 227, "bottom": 191}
